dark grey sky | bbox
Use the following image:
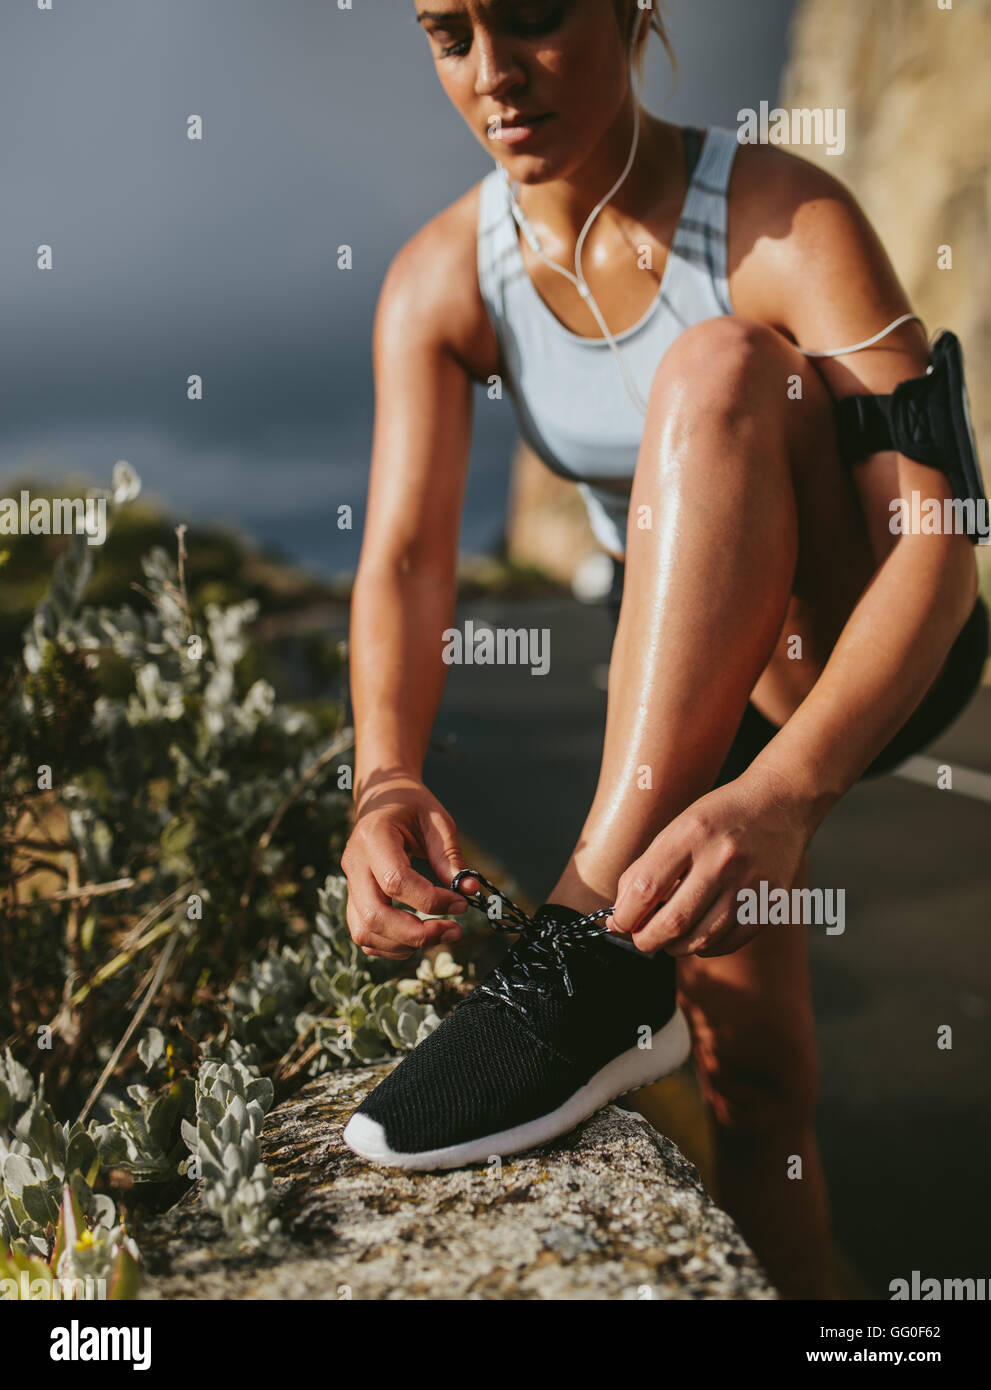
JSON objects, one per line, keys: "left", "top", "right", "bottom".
{"left": 0, "top": 0, "right": 797, "bottom": 576}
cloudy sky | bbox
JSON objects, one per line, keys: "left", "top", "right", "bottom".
{"left": 0, "top": 0, "right": 797, "bottom": 576}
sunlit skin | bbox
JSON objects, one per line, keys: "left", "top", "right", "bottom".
{"left": 342, "top": 0, "right": 979, "bottom": 1296}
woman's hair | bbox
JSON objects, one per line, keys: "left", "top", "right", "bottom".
{"left": 624, "top": 2, "right": 677, "bottom": 85}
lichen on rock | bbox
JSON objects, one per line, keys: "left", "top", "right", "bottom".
{"left": 138, "top": 1063, "right": 777, "bottom": 1300}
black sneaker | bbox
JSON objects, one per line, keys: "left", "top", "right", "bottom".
{"left": 342, "top": 901, "right": 692, "bottom": 1170}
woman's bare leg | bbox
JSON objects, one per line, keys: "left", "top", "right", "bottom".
{"left": 546, "top": 316, "right": 875, "bottom": 1298}
{"left": 679, "top": 851, "right": 833, "bottom": 1299}
{"left": 550, "top": 315, "right": 873, "bottom": 911}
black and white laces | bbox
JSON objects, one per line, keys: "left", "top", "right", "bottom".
{"left": 450, "top": 869, "right": 616, "bottom": 1012}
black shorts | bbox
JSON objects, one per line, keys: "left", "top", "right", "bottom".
{"left": 605, "top": 564, "right": 989, "bottom": 787}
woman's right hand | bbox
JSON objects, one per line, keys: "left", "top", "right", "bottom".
{"left": 341, "top": 771, "right": 478, "bottom": 960}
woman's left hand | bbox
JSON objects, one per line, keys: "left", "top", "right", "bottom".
{"left": 609, "top": 771, "right": 815, "bottom": 957}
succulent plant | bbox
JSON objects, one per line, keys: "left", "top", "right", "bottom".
{"left": 97, "top": 1077, "right": 196, "bottom": 1188}
{"left": 307, "top": 891, "right": 443, "bottom": 1065}
{"left": 0, "top": 1184, "right": 139, "bottom": 1300}
{"left": 0, "top": 1050, "right": 35, "bottom": 1130}
{"left": 1, "top": 470, "right": 477, "bottom": 1289}
{"left": 180, "top": 1049, "right": 281, "bottom": 1253}
{"left": 307, "top": 978, "right": 440, "bottom": 1066}
{"left": 0, "top": 1051, "right": 107, "bottom": 1260}
{"left": 225, "top": 875, "right": 445, "bottom": 1073}
{"left": 228, "top": 945, "right": 312, "bottom": 1055}
{"left": 0, "top": 1044, "right": 177, "bottom": 1288}
{"left": 397, "top": 949, "right": 465, "bottom": 996}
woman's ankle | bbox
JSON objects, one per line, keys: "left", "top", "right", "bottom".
{"left": 546, "top": 868, "right": 616, "bottom": 917}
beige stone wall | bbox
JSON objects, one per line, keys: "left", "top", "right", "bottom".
{"left": 782, "top": 0, "right": 991, "bottom": 597}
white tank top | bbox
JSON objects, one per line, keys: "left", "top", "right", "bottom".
{"left": 476, "top": 125, "right": 738, "bottom": 555}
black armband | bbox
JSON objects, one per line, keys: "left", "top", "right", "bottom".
{"left": 834, "top": 330, "right": 989, "bottom": 544}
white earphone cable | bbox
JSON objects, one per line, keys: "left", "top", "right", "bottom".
{"left": 793, "top": 311, "right": 926, "bottom": 359}
{"left": 500, "top": 24, "right": 651, "bottom": 415}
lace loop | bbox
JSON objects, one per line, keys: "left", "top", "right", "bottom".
{"left": 450, "top": 869, "right": 615, "bottom": 1006}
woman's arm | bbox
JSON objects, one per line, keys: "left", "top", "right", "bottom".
{"left": 352, "top": 228, "right": 473, "bottom": 799}
{"left": 344, "top": 203, "right": 490, "bottom": 954}
{"left": 610, "top": 151, "right": 980, "bottom": 955}
{"left": 734, "top": 150, "right": 979, "bottom": 827}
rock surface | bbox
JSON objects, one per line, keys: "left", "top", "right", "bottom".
{"left": 783, "top": 0, "right": 991, "bottom": 600}
{"left": 138, "top": 1063, "right": 776, "bottom": 1300}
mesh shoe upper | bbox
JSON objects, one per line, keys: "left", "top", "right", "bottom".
{"left": 353, "top": 905, "right": 678, "bottom": 1155}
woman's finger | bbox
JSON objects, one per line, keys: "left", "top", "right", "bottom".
{"left": 662, "top": 889, "right": 739, "bottom": 957}
{"left": 345, "top": 897, "right": 416, "bottom": 959}
{"left": 416, "top": 804, "right": 480, "bottom": 903}
{"left": 358, "top": 942, "right": 416, "bottom": 961}
{"left": 611, "top": 836, "right": 692, "bottom": 936}
{"left": 345, "top": 881, "right": 416, "bottom": 958}
{"left": 629, "top": 868, "right": 719, "bottom": 953}
{"left": 346, "top": 865, "right": 461, "bottom": 952}
{"left": 364, "top": 824, "right": 469, "bottom": 918}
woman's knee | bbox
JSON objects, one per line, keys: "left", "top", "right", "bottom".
{"left": 650, "top": 317, "right": 774, "bottom": 401}
{"left": 647, "top": 316, "right": 828, "bottom": 435}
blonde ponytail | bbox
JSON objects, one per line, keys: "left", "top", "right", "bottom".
{"left": 629, "top": 4, "right": 677, "bottom": 84}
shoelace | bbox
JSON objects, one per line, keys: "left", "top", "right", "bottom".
{"left": 450, "top": 869, "right": 615, "bottom": 1011}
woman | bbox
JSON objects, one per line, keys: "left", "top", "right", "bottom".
{"left": 340, "top": 1, "right": 988, "bottom": 1298}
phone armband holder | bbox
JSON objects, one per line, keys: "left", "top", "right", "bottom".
{"left": 834, "top": 329, "right": 989, "bottom": 545}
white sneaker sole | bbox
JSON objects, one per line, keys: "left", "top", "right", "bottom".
{"left": 342, "top": 1005, "right": 692, "bottom": 1171}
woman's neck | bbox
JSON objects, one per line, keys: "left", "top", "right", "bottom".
{"left": 512, "top": 108, "right": 678, "bottom": 244}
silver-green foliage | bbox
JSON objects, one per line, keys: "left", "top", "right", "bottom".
{"left": 3, "top": 466, "right": 456, "bottom": 1278}
{"left": 0, "top": 1050, "right": 110, "bottom": 1259}
{"left": 181, "top": 1048, "right": 280, "bottom": 1253}
{"left": 230, "top": 875, "right": 442, "bottom": 1068}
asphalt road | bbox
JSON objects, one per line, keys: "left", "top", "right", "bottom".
{"left": 422, "top": 593, "right": 991, "bottom": 1298}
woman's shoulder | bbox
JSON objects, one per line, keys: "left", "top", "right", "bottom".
{"left": 726, "top": 138, "right": 879, "bottom": 320}
{"left": 730, "top": 138, "right": 860, "bottom": 219}
{"left": 375, "top": 180, "right": 499, "bottom": 381}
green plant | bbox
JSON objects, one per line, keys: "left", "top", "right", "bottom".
{"left": 0, "top": 1050, "right": 107, "bottom": 1259}
{"left": 0, "top": 467, "right": 468, "bottom": 1292}
{"left": 0, "top": 1183, "right": 139, "bottom": 1300}
{"left": 180, "top": 1048, "right": 279, "bottom": 1252}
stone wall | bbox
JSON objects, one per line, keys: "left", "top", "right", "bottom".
{"left": 782, "top": 0, "right": 991, "bottom": 596}
{"left": 138, "top": 1063, "right": 776, "bottom": 1300}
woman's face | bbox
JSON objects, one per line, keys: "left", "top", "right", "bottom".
{"left": 416, "top": 0, "right": 635, "bottom": 184}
